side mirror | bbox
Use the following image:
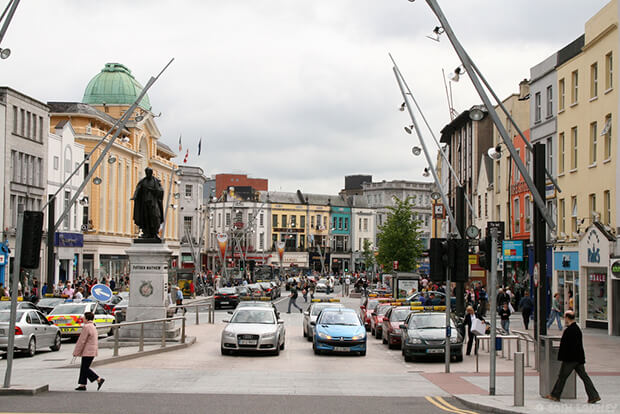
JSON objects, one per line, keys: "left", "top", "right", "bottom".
{"left": 227, "top": 311, "right": 233, "bottom": 314}
{"left": 310, "top": 321, "right": 316, "bottom": 326}
{"left": 222, "top": 319, "right": 230, "bottom": 323}
{"left": 399, "top": 324, "right": 407, "bottom": 330}
{"left": 277, "top": 319, "right": 284, "bottom": 324}
{"left": 371, "top": 312, "right": 377, "bottom": 316}
{"left": 304, "top": 311, "right": 310, "bottom": 316}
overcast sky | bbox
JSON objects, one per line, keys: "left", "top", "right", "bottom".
{"left": 1, "top": 0, "right": 610, "bottom": 194}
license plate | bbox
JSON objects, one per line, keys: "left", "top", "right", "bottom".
{"left": 333, "top": 346, "right": 350, "bottom": 352}
{"left": 239, "top": 339, "right": 257, "bottom": 345}
{"left": 427, "top": 348, "right": 444, "bottom": 354}
{"left": 0, "top": 329, "right": 4, "bottom": 334}
{"left": 61, "top": 327, "right": 77, "bottom": 332}
{"left": 220, "top": 301, "right": 228, "bottom": 305}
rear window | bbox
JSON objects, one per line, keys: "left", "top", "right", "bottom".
{"left": 49, "top": 304, "right": 88, "bottom": 315}
{"left": 391, "top": 308, "right": 411, "bottom": 322}
{"left": 0, "top": 311, "right": 24, "bottom": 322}
{"left": 367, "top": 301, "right": 379, "bottom": 311}
{"left": 219, "top": 288, "right": 236, "bottom": 294}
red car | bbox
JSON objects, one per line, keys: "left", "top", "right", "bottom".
{"left": 359, "top": 296, "right": 391, "bottom": 331}
{"left": 381, "top": 306, "right": 413, "bottom": 349}
{"left": 370, "top": 303, "right": 392, "bottom": 339}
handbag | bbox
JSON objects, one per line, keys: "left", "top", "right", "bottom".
{"left": 471, "top": 318, "right": 486, "bottom": 336}
{"left": 508, "top": 303, "right": 515, "bottom": 313}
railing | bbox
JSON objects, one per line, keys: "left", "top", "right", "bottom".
{"left": 474, "top": 334, "right": 520, "bottom": 373}
{"left": 168, "top": 297, "right": 215, "bottom": 325}
{"left": 512, "top": 329, "right": 537, "bottom": 370}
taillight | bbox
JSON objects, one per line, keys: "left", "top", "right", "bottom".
{"left": 215, "top": 295, "right": 222, "bottom": 299}
{"left": 76, "top": 317, "right": 84, "bottom": 324}
{"left": 230, "top": 295, "right": 238, "bottom": 299}
{"left": 15, "top": 326, "right": 23, "bottom": 335}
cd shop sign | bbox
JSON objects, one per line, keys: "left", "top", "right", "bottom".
{"left": 612, "top": 261, "right": 620, "bottom": 279}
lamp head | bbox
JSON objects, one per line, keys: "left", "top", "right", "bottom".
{"left": 399, "top": 102, "right": 406, "bottom": 112}
{"left": 449, "top": 65, "right": 466, "bottom": 82}
{"left": 469, "top": 106, "right": 485, "bottom": 121}
{"left": 487, "top": 145, "right": 502, "bottom": 160}
{"left": 107, "top": 155, "right": 117, "bottom": 164}
{"left": 411, "top": 146, "right": 421, "bottom": 156}
{"left": 404, "top": 125, "right": 414, "bottom": 135}
{"left": 422, "top": 168, "right": 430, "bottom": 177}
{"left": 93, "top": 177, "right": 102, "bottom": 185}
{"left": 0, "top": 48, "right": 11, "bottom": 59}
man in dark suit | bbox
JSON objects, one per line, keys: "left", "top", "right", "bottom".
{"left": 545, "top": 311, "right": 600, "bottom": 403}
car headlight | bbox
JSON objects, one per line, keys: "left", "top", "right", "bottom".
{"left": 450, "top": 336, "right": 459, "bottom": 344}
{"left": 351, "top": 334, "right": 365, "bottom": 340}
{"left": 223, "top": 331, "right": 235, "bottom": 339}
{"left": 393, "top": 328, "right": 401, "bottom": 334}
{"left": 262, "top": 333, "right": 276, "bottom": 340}
{"left": 408, "top": 337, "right": 423, "bottom": 344}
{"left": 317, "top": 332, "right": 332, "bottom": 340}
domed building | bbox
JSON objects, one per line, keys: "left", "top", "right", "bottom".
{"left": 49, "top": 62, "right": 180, "bottom": 282}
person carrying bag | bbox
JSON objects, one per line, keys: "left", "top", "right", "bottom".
{"left": 73, "top": 312, "right": 105, "bottom": 391}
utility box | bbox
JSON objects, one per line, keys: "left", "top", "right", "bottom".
{"left": 539, "top": 335, "right": 576, "bottom": 399}
{"left": 390, "top": 272, "right": 420, "bottom": 300}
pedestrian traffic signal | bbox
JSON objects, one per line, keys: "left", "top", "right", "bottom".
{"left": 479, "top": 236, "right": 492, "bottom": 271}
{"left": 20, "top": 211, "right": 44, "bottom": 269}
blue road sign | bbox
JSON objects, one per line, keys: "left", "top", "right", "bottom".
{"left": 91, "top": 284, "right": 113, "bottom": 302}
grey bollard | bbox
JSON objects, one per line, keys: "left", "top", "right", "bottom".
{"left": 514, "top": 352, "right": 524, "bottom": 406}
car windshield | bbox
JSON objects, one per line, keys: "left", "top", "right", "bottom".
{"left": 237, "top": 302, "right": 270, "bottom": 308}
{"left": 49, "top": 304, "right": 88, "bottom": 315}
{"left": 376, "top": 305, "right": 391, "bottom": 315}
{"left": 367, "top": 301, "right": 379, "bottom": 311}
{"left": 318, "top": 311, "right": 360, "bottom": 326}
{"left": 230, "top": 309, "right": 275, "bottom": 324}
{"left": 311, "top": 304, "right": 341, "bottom": 316}
{"left": 0, "top": 302, "right": 13, "bottom": 310}
{"left": 391, "top": 308, "right": 411, "bottom": 322}
{"left": 37, "top": 298, "right": 64, "bottom": 307}
{"left": 0, "top": 311, "right": 24, "bottom": 322}
{"left": 219, "top": 288, "right": 236, "bottom": 294}
{"left": 408, "top": 314, "right": 456, "bottom": 329}
{"left": 318, "top": 279, "right": 327, "bottom": 284}
{"left": 259, "top": 283, "right": 271, "bottom": 289}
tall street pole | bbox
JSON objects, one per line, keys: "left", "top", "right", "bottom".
{"left": 455, "top": 186, "right": 466, "bottom": 315}
{"left": 534, "top": 143, "right": 548, "bottom": 343}
{"left": 489, "top": 226, "right": 498, "bottom": 395}
{"left": 46, "top": 194, "right": 55, "bottom": 290}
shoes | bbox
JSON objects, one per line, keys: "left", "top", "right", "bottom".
{"left": 286, "top": 312, "right": 291, "bottom": 314}
{"left": 588, "top": 397, "right": 601, "bottom": 404}
{"left": 97, "top": 378, "right": 105, "bottom": 391}
{"left": 75, "top": 386, "right": 86, "bottom": 391}
{"left": 299, "top": 309, "right": 303, "bottom": 313}
{"left": 544, "top": 394, "right": 560, "bottom": 402}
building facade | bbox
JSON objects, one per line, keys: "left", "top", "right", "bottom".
{"left": 178, "top": 165, "right": 207, "bottom": 270}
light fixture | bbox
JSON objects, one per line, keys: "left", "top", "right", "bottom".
{"left": 175, "top": 169, "right": 183, "bottom": 176}
{"left": 487, "top": 144, "right": 502, "bottom": 160}
{"left": 399, "top": 102, "right": 406, "bottom": 112}
{"left": 135, "top": 114, "right": 144, "bottom": 122}
{"left": 430, "top": 192, "right": 441, "bottom": 201}
{"left": 449, "top": 65, "right": 466, "bottom": 82}
{"left": 79, "top": 196, "right": 89, "bottom": 206}
{"left": 93, "top": 177, "right": 102, "bottom": 185}
{"left": 425, "top": 26, "right": 444, "bottom": 42}
{"left": 0, "top": 48, "right": 10, "bottom": 59}
{"left": 174, "top": 192, "right": 180, "bottom": 199}
{"left": 404, "top": 125, "right": 414, "bottom": 134}
{"left": 411, "top": 146, "right": 421, "bottom": 156}
{"left": 422, "top": 167, "right": 430, "bottom": 177}
{"left": 174, "top": 180, "right": 181, "bottom": 185}
{"left": 171, "top": 204, "right": 177, "bottom": 209}
{"left": 121, "top": 136, "right": 130, "bottom": 144}
{"left": 107, "top": 155, "right": 117, "bottom": 164}
{"left": 469, "top": 106, "right": 485, "bottom": 121}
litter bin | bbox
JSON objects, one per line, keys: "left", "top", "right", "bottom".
{"left": 539, "top": 335, "right": 576, "bottom": 398}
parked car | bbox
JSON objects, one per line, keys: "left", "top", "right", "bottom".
{"left": 0, "top": 310, "right": 62, "bottom": 357}
{"left": 47, "top": 301, "right": 115, "bottom": 338}
{"left": 0, "top": 300, "right": 44, "bottom": 314}
{"left": 258, "top": 282, "right": 277, "bottom": 300}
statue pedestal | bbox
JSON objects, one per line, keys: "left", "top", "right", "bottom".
{"left": 121, "top": 242, "right": 177, "bottom": 339}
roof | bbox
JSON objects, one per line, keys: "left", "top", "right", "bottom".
{"left": 47, "top": 101, "right": 127, "bottom": 131}
{"left": 592, "top": 221, "right": 616, "bottom": 241}
{"left": 82, "top": 63, "right": 151, "bottom": 111}
{"left": 440, "top": 105, "right": 488, "bottom": 144}
{"left": 157, "top": 141, "right": 176, "bottom": 157}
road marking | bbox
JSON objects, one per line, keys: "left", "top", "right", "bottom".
{"left": 425, "top": 396, "right": 478, "bottom": 414}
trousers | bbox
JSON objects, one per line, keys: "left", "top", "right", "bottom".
{"left": 522, "top": 308, "right": 532, "bottom": 330}
{"left": 551, "top": 361, "right": 599, "bottom": 400}
{"left": 288, "top": 297, "right": 301, "bottom": 312}
{"left": 78, "top": 356, "right": 98, "bottom": 385}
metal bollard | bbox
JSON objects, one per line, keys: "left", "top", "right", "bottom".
{"left": 139, "top": 323, "right": 144, "bottom": 352}
{"left": 113, "top": 326, "right": 120, "bottom": 357}
{"left": 514, "top": 352, "right": 524, "bottom": 406}
{"left": 507, "top": 337, "right": 512, "bottom": 360}
{"left": 525, "top": 340, "right": 530, "bottom": 367}
{"left": 195, "top": 305, "right": 200, "bottom": 325}
{"left": 161, "top": 319, "right": 166, "bottom": 348}
{"left": 181, "top": 317, "right": 186, "bottom": 343}
{"left": 475, "top": 338, "right": 479, "bottom": 373}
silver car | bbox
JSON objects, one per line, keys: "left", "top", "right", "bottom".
{"left": 221, "top": 306, "right": 285, "bottom": 356}
{"left": 0, "top": 310, "right": 62, "bottom": 357}
{"left": 303, "top": 302, "right": 344, "bottom": 341}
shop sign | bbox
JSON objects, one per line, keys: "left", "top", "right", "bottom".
{"left": 589, "top": 273, "right": 606, "bottom": 283}
{"left": 54, "top": 232, "right": 84, "bottom": 247}
{"left": 586, "top": 230, "right": 601, "bottom": 263}
{"left": 554, "top": 251, "right": 579, "bottom": 271}
{"left": 486, "top": 221, "right": 505, "bottom": 241}
{"left": 502, "top": 240, "right": 524, "bottom": 261}
{"left": 612, "top": 261, "right": 620, "bottom": 278}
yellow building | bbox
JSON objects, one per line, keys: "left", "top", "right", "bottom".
{"left": 49, "top": 63, "right": 179, "bottom": 281}
{"left": 555, "top": 0, "right": 618, "bottom": 334}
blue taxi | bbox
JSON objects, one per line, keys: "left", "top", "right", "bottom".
{"left": 311, "top": 308, "right": 366, "bottom": 356}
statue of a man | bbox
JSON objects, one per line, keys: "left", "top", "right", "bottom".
{"left": 132, "top": 167, "right": 164, "bottom": 240}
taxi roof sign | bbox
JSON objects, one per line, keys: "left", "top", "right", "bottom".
{"left": 410, "top": 305, "right": 446, "bottom": 312}
{"left": 389, "top": 301, "right": 422, "bottom": 307}
{"left": 311, "top": 298, "right": 340, "bottom": 303}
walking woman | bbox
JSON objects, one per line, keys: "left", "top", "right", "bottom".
{"left": 73, "top": 312, "right": 105, "bottom": 391}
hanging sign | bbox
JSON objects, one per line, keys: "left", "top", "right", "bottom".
{"left": 277, "top": 241, "right": 286, "bottom": 262}
{"left": 216, "top": 233, "right": 228, "bottom": 261}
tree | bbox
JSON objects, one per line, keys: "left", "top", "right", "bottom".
{"left": 376, "top": 196, "right": 424, "bottom": 272}
{"left": 361, "top": 239, "right": 375, "bottom": 272}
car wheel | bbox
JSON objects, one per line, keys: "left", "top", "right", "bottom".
{"left": 273, "top": 341, "right": 280, "bottom": 356}
{"left": 26, "top": 337, "right": 36, "bottom": 357}
{"left": 455, "top": 354, "right": 463, "bottom": 362}
{"left": 371, "top": 327, "right": 375, "bottom": 336}
{"left": 280, "top": 340, "right": 285, "bottom": 350}
{"left": 303, "top": 328, "right": 307, "bottom": 338}
{"left": 307, "top": 334, "right": 313, "bottom": 342}
{"left": 50, "top": 333, "right": 61, "bottom": 351}
{"left": 313, "top": 348, "right": 320, "bottom": 355}
{"left": 359, "top": 350, "right": 366, "bottom": 356}
{"left": 375, "top": 330, "right": 381, "bottom": 340}
{"left": 404, "top": 354, "right": 414, "bottom": 362}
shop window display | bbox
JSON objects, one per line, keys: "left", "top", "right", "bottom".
{"left": 587, "top": 269, "right": 607, "bottom": 321}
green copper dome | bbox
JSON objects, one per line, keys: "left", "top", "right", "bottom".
{"left": 82, "top": 63, "right": 151, "bottom": 110}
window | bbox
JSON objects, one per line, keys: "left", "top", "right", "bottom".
{"left": 484, "top": 193, "right": 488, "bottom": 218}
{"left": 63, "top": 191, "right": 71, "bottom": 230}
{"left": 559, "top": 132, "right": 565, "bottom": 173}
{"left": 12, "top": 106, "right": 18, "bottom": 133}
{"left": 300, "top": 215, "right": 305, "bottom": 229}
{"left": 26, "top": 111, "right": 31, "bottom": 138}
{"left": 525, "top": 195, "right": 531, "bottom": 232}
{"left": 534, "top": 92, "right": 542, "bottom": 122}
{"left": 604, "top": 191, "right": 611, "bottom": 225}
{"left": 291, "top": 215, "right": 296, "bottom": 228}
{"left": 281, "top": 215, "right": 287, "bottom": 227}
{"left": 259, "top": 213, "right": 264, "bottom": 226}
{"left": 259, "top": 233, "right": 264, "bottom": 250}
{"left": 514, "top": 149, "right": 521, "bottom": 181}
{"left": 571, "top": 70, "right": 578, "bottom": 104}
{"left": 559, "top": 199, "right": 566, "bottom": 234}
{"left": 338, "top": 217, "right": 343, "bottom": 230}
{"left": 590, "top": 122, "right": 598, "bottom": 164}
{"left": 217, "top": 213, "right": 221, "bottom": 227}
{"left": 546, "top": 137, "right": 553, "bottom": 173}
{"left": 363, "top": 218, "right": 368, "bottom": 231}
{"left": 605, "top": 52, "right": 613, "bottom": 90}
{"left": 496, "top": 205, "right": 501, "bottom": 221}
{"left": 183, "top": 216, "right": 193, "bottom": 237}
{"left": 185, "top": 184, "right": 192, "bottom": 197}
{"left": 359, "top": 218, "right": 362, "bottom": 231}
{"left": 603, "top": 114, "right": 612, "bottom": 160}
{"left": 514, "top": 198, "right": 520, "bottom": 233}
{"left": 559, "top": 78, "right": 565, "bottom": 111}
{"left": 310, "top": 215, "right": 315, "bottom": 228}
{"left": 20, "top": 109, "right": 25, "bottom": 135}
{"left": 495, "top": 160, "right": 501, "bottom": 193}
{"left": 546, "top": 86, "right": 553, "bottom": 118}
{"left": 53, "top": 156, "right": 59, "bottom": 170}
{"left": 344, "top": 217, "right": 349, "bottom": 231}
{"left": 225, "top": 212, "right": 231, "bottom": 226}
{"left": 589, "top": 193, "right": 597, "bottom": 220}
{"left": 590, "top": 63, "right": 598, "bottom": 98}
{"left": 571, "top": 127, "right": 578, "bottom": 170}
{"left": 571, "top": 196, "right": 578, "bottom": 234}
{"left": 272, "top": 214, "right": 277, "bottom": 228}
{"left": 32, "top": 113, "right": 36, "bottom": 140}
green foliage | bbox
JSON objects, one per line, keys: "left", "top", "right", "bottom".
{"left": 376, "top": 196, "right": 424, "bottom": 272}
{"left": 361, "top": 238, "right": 375, "bottom": 271}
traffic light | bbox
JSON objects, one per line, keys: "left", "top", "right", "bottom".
{"left": 429, "top": 238, "right": 447, "bottom": 282}
{"left": 452, "top": 238, "right": 469, "bottom": 282}
{"left": 21, "top": 211, "right": 44, "bottom": 269}
{"left": 478, "top": 236, "right": 492, "bottom": 271}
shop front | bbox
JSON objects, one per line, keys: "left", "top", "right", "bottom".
{"left": 578, "top": 223, "right": 615, "bottom": 332}
{"left": 99, "top": 254, "right": 129, "bottom": 283}
{"left": 553, "top": 250, "right": 580, "bottom": 320}
{"left": 269, "top": 252, "right": 308, "bottom": 268}
{"left": 54, "top": 232, "right": 83, "bottom": 284}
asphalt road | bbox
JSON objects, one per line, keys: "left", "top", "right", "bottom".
{"left": 0, "top": 392, "right": 481, "bottom": 414}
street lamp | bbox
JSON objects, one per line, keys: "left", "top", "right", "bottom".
{"left": 412, "top": 146, "right": 422, "bottom": 156}
{"left": 0, "top": 48, "right": 10, "bottom": 59}
{"left": 404, "top": 125, "right": 414, "bottom": 134}
{"left": 425, "top": 26, "right": 444, "bottom": 42}
{"left": 93, "top": 177, "right": 102, "bottom": 185}
{"left": 487, "top": 144, "right": 502, "bottom": 160}
{"left": 449, "top": 65, "right": 466, "bottom": 82}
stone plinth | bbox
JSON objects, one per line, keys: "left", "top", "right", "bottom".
{"left": 122, "top": 242, "right": 177, "bottom": 339}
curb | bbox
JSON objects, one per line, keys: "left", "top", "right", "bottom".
{"left": 0, "top": 384, "right": 49, "bottom": 396}
{"left": 58, "top": 336, "right": 197, "bottom": 369}
{"left": 454, "top": 395, "right": 521, "bottom": 414}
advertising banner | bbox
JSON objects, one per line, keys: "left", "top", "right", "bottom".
{"left": 502, "top": 240, "right": 524, "bottom": 261}
{"left": 216, "top": 233, "right": 228, "bottom": 261}
{"left": 277, "top": 241, "right": 286, "bottom": 262}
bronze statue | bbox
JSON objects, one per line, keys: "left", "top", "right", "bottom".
{"left": 132, "top": 167, "right": 164, "bottom": 240}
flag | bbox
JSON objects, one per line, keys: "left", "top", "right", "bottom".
{"left": 178, "top": 134, "right": 182, "bottom": 151}
{"left": 198, "top": 137, "right": 202, "bottom": 156}
{"left": 183, "top": 149, "right": 189, "bottom": 163}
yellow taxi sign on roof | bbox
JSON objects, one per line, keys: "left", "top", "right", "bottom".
{"left": 311, "top": 298, "right": 340, "bottom": 303}
{"left": 410, "top": 305, "right": 446, "bottom": 312}
{"left": 368, "top": 293, "right": 378, "bottom": 297}
{"left": 239, "top": 296, "right": 253, "bottom": 301}
{"left": 1, "top": 296, "right": 23, "bottom": 302}
{"left": 259, "top": 296, "right": 271, "bottom": 301}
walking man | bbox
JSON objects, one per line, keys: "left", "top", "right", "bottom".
{"left": 547, "top": 292, "right": 563, "bottom": 330}
{"left": 545, "top": 311, "right": 600, "bottom": 404}
{"left": 518, "top": 291, "right": 533, "bottom": 330}
{"left": 287, "top": 285, "right": 302, "bottom": 313}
